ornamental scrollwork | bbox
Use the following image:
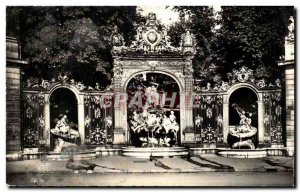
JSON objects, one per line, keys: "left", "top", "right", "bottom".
{"left": 233, "top": 66, "right": 254, "bottom": 82}
{"left": 271, "top": 124, "right": 283, "bottom": 143}
{"left": 216, "top": 114, "right": 223, "bottom": 126}
{"left": 25, "top": 106, "right": 33, "bottom": 119}
{"left": 202, "top": 124, "right": 217, "bottom": 143}
{"left": 264, "top": 114, "right": 270, "bottom": 126}
{"left": 94, "top": 108, "right": 101, "bottom": 119}
{"left": 113, "top": 63, "right": 123, "bottom": 76}
{"left": 194, "top": 114, "right": 203, "bottom": 127}
{"left": 90, "top": 124, "right": 106, "bottom": 145}
{"left": 275, "top": 106, "right": 282, "bottom": 116}
{"left": 206, "top": 107, "right": 213, "bottom": 118}
{"left": 256, "top": 79, "right": 266, "bottom": 88}
{"left": 23, "top": 128, "right": 39, "bottom": 147}
{"left": 194, "top": 66, "right": 282, "bottom": 92}
{"left": 111, "top": 13, "right": 196, "bottom": 56}
{"left": 24, "top": 73, "right": 110, "bottom": 91}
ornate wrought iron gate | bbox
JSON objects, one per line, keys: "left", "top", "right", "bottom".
{"left": 263, "top": 91, "right": 283, "bottom": 144}
{"left": 21, "top": 75, "right": 114, "bottom": 150}
{"left": 22, "top": 91, "right": 45, "bottom": 148}
{"left": 193, "top": 94, "right": 223, "bottom": 144}
{"left": 84, "top": 93, "right": 114, "bottom": 145}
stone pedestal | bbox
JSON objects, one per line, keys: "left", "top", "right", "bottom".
{"left": 113, "top": 128, "right": 126, "bottom": 145}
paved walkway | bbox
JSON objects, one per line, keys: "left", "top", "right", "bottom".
{"left": 6, "top": 154, "right": 294, "bottom": 174}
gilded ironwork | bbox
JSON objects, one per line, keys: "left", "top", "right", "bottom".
{"left": 193, "top": 94, "right": 223, "bottom": 143}
{"left": 84, "top": 93, "right": 113, "bottom": 145}
{"left": 263, "top": 91, "right": 283, "bottom": 144}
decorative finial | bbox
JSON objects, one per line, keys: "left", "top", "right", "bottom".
{"left": 148, "top": 13, "right": 156, "bottom": 21}
{"left": 288, "top": 16, "right": 294, "bottom": 38}
{"left": 181, "top": 29, "right": 196, "bottom": 55}
{"left": 110, "top": 26, "right": 125, "bottom": 54}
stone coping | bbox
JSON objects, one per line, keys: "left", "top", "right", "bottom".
{"left": 121, "top": 147, "right": 189, "bottom": 159}
{"left": 7, "top": 147, "right": 287, "bottom": 161}
{"left": 190, "top": 147, "right": 286, "bottom": 158}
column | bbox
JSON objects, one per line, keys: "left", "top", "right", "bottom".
{"left": 77, "top": 100, "right": 85, "bottom": 144}
{"left": 44, "top": 96, "right": 51, "bottom": 146}
{"left": 222, "top": 95, "right": 229, "bottom": 144}
{"left": 285, "top": 67, "right": 294, "bottom": 156}
{"left": 182, "top": 92, "right": 196, "bottom": 143}
{"left": 257, "top": 96, "right": 264, "bottom": 145}
{"left": 179, "top": 92, "right": 187, "bottom": 143}
{"left": 113, "top": 96, "right": 126, "bottom": 145}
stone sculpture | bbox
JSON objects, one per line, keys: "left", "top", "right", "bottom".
{"left": 228, "top": 104, "right": 257, "bottom": 149}
{"left": 51, "top": 114, "right": 80, "bottom": 152}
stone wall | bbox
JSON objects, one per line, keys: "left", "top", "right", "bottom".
{"left": 285, "top": 67, "right": 294, "bottom": 156}
{"left": 6, "top": 66, "right": 22, "bottom": 152}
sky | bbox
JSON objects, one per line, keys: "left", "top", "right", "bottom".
{"left": 138, "top": 6, "right": 222, "bottom": 27}
{"left": 138, "top": 6, "right": 221, "bottom": 28}
{"left": 138, "top": 6, "right": 180, "bottom": 26}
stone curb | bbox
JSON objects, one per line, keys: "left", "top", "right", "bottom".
{"left": 7, "top": 167, "right": 293, "bottom": 175}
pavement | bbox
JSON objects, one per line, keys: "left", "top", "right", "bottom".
{"left": 6, "top": 154, "right": 294, "bottom": 174}
{"left": 7, "top": 172, "right": 295, "bottom": 187}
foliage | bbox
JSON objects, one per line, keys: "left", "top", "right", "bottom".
{"left": 217, "top": 6, "right": 294, "bottom": 81}
{"left": 7, "top": 6, "right": 294, "bottom": 87}
{"left": 168, "top": 6, "right": 216, "bottom": 82}
{"left": 169, "top": 6, "right": 294, "bottom": 84}
{"left": 10, "top": 6, "right": 143, "bottom": 86}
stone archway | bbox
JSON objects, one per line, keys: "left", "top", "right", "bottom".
{"left": 111, "top": 13, "right": 196, "bottom": 146}
{"left": 113, "top": 63, "right": 194, "bottom": 146}
{"left": 125, "top": 72, "right": 181, "bottom": 147}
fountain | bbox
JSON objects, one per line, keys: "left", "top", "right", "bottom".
{"left": 228, "top": 104, "right": 257, "bottom": 149}
{"left": 122, "top": 73, "right": 188, "bottom": 159}
{"left": 50, "top": 114, "right": 80, "bottom": 152}
{"left": 217, "top": 104, "right": 267, "bottom": 158}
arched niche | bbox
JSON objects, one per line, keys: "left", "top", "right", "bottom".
{"left": 43, "top": 84, "right": 85, "bottom": 147}
{"left": 47, "top": 84, "right": 82, "bottom": 103}
{"left": 226, "top": 83, "right": 261, "bottom": 103}
{"left": 222, "top": 83, "right": 264, "bottom": 145}
{"left": 229, "top": 87, "right": 258, "bottom": 127}
{"left": 228, "top": 87, "right": 259, "bottom": 148}
{"left": 49, "top": 88, "right": 78, "bottom": 129}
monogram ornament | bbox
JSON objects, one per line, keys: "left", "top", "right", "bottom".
{"left": 233, "top": 66, "right": 254, "bottom": 82}
{"left": 111, "top": 12, "right": 196, "bottom": 56}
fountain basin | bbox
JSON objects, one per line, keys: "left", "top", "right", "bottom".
{"left": 217, "top": 149, "right": 267, "bottom": 158}
{"left": 229, "top": 127, "right": 257, "bottom": 138}
{"left": 121, "top": 147, "right": 189, "bottom": 159}
{"left": 46, "top": 150, "right": 97, "bottom": 161}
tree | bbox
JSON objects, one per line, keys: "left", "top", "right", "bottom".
{"left": 169, "top": 6, "right": 294, "bottom": 85}
{"left": 216, "top": 6, "right": 294, "bottom": 81}
{"left": 9, "top": 6, "right": 143, "bottom": 87}
{"left": 168, "top": 6, "right": 219, "bottom": 83}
